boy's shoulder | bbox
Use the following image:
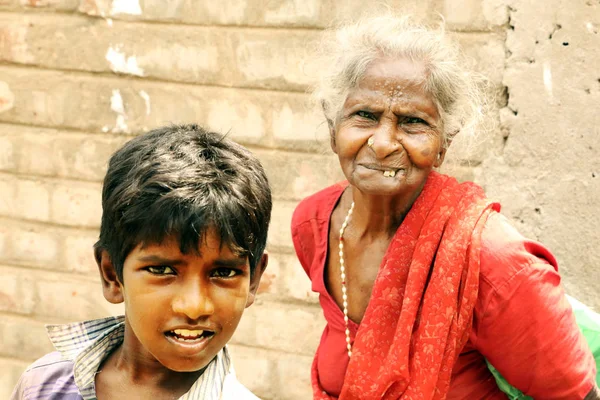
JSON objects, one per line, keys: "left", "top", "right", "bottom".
{"left": 25, "top": 350, "right": 72, "bottom": 370}
{"left": 11, "top": 351, "right": 79, "bottom": 400}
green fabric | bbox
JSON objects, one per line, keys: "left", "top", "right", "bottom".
{"left": 487, "top": 295, "right": 600, "bottom": 399}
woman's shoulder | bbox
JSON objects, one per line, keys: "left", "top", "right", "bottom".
{"left": 475, "top": 211, "right": 562, "bottom": 322}
{"left": 291, "top": 182, "right": 347, "bottom": 229}
{"left": 478, "top": 212, "right": 558, "bottom": 293}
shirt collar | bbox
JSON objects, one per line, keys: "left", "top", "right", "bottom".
{"left": 46, "top": 316, "right": 232, "bottom": 400}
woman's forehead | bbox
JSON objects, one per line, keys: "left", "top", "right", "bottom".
{"left": 344, "top": 57, "right": 438, "bottom": 117}
{"left": 359, "top": 57, "right": 429, "bottom": 89}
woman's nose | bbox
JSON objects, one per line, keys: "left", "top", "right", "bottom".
{"left": 369, "top": 120, "right": 401, "bottom": 159}
{"left": 172, "top": 279, "right": 215, "bottom": 320}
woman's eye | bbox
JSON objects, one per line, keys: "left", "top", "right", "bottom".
{"left": 356, "top": 110, "right": 376, "bottom": 120}
{"left": 211, "top": 268, "right": 239, "bottom": 278}
{"left": 404, "top": 117, "right": 425, "bottom": 124}
{"left": 146, "top": 265, "right": 176, "bottom": 275}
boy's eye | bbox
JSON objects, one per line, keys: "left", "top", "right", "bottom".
{"left": 145, "top": 265, "right": 176, "bottom": 275}
{"left": 211, "top": 268, "right": 240, "bottom": 278}
{"left": 356, "top": 110, "right": 376, "bottom": 120}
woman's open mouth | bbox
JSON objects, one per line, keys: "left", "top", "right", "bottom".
{"left": 360, "top": 164, "right": 405, "bottom": 177}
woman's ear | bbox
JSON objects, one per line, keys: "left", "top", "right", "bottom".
{"left": 95, "top": 247, "right": 124, "bottom": 304}
{"left": 246, "top": 253, "right": 269, "bottom": 308}
{"left": 434, "top": 146, "right": 448, "bottom": 168}
{"left": 435, "top": 130, "right": 457, "bottom": 168}
{"left": 328, "top": 121, "right": 338, "bottom": 154}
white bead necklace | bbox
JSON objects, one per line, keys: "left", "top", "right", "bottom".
{"left": 338, "top": 201, "right": 355, "bottom": 357}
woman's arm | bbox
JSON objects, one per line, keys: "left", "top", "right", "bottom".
{"left": 473, "top": 213, "right": 597, "bottom": 399}
{"left": 584, "top": 385, "right": 600, "bottom": 400}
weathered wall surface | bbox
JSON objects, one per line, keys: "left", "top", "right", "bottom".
{"left": 0, "top": 0, "right": 596, "bottom": 399}
{"left": 479, "top": 0, "right": 600, "bottom": 310}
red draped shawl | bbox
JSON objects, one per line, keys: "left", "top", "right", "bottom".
{"left": 292, "top": 172, "right": 597, "bottom": 399}
{"left": 297, "top": 172, "right": 496, "bottom": 399}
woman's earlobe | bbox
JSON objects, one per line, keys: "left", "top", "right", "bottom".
{"left": 95, "top": 248, "right": 124, "bottom": 304}
{"left": 434, "top": 147, "right": 448, "bottom": 168}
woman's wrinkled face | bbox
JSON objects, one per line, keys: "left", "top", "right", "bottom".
{"left": 332, "top": 57, "right": 446, "bottom": 197}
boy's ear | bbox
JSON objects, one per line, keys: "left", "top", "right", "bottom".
{"left": 95, "top": 247, "right": 124, "bottom": 304}
{"left": 246, "top": 252, "right": 268, "bottom": 308}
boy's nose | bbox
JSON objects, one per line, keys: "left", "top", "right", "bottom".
{"left": 172, "top": 281, "right": 215, "bottom": 320}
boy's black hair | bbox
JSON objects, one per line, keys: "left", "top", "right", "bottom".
{"left": 95, "top": 124, "right": 272, "bottom": 282}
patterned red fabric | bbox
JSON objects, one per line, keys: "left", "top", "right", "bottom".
{"left": 312, "top": 172, "right": 499, "bottom": 400}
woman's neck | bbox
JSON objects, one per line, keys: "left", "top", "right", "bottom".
{"left": 344, "top": 184, "right": 424, "bottom": 239}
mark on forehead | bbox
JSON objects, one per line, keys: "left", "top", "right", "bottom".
{"left": 391, "top": 85, "right": 404, "bottom": 98}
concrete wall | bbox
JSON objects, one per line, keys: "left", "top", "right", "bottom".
{"left": 0, "top": 0, "right": 597, "bottom": 399}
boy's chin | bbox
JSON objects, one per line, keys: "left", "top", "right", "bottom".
{"left": 160, "top": 356, "right": 215, "bottom": 373}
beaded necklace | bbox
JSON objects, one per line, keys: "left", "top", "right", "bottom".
{"left": 338, "top": 201, "right": 355, "bottom": 357}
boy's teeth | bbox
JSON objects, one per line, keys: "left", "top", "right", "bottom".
{"left": 173, "top": 328, "right": 204, "bottom": 338}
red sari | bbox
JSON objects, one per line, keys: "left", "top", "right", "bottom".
{"left": 291, "top": 172, "right": 596, "bottom": 399}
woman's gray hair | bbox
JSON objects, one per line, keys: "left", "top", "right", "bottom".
{"left": 312, "top": 13, "right": 487, "bottom": 149}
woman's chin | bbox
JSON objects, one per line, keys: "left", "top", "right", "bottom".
{"left": 352, "top": 178, "right": 407, "bottom": 197}
{"left": 349, "top": 169, "right": 409, "bottom": 196}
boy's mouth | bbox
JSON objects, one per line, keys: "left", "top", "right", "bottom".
{"left": 166, "top": 329, "right": 215, "bottom": 342}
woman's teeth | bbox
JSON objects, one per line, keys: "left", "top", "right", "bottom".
{"left": 383, "top": 170, "right": 396, "bottom": 177}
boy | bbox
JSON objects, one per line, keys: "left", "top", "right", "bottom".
{"left": 11, "top": 124, "right": 272, "bottom": 399}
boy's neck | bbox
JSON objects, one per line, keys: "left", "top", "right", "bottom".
{"left": 95, "top": 330, "right": 208, "bottom": 399}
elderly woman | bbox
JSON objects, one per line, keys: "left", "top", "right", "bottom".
{"left": 291, "top": 15, "right": 599, "bottom": 400}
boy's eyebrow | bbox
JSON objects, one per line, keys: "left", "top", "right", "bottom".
{"left": 137, "top": 255, "right": 185, "bottom": 265}
{"left": 136, "top": 254, "right": 248, "bottom": 267}
{"left": 214, "top": 257, "right": 249, "bottom": 268}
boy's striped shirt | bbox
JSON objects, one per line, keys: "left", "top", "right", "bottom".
{"left": 10, "top": 316, "right": 257, "bottom": 400}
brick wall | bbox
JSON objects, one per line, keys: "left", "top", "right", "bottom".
{"left": 0, "top": 0, "right": 598, "bottom": 399}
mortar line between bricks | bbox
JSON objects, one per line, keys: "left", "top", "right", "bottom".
{"left": 0, "top": 355, "right": 33, "bottom": 365}
{"left": 264, "top": 245, "right": 295, "bottom": 254}
{"left": 0, "top": 170, "right": 104, "bottom": 184}
{"left": 0, "top": 261, "right": 101, "bottom": 279}
{"left": 251, "top": 295, "right": 323, "bottom": 310}
{"left": 0, "top": 170, "right": 103, "bottom": 186}
{"left": 0, "top": 121, "right": 139, "bottom": 138}
{"left": 0, "top": 170, "right": 327, "bottom": 203}
{"left": 253, "top": 295, "right": 320, "bottom": 308}
{"left": 0, "top": 10, "right": 325, "bottom": 32}
{"left": 0, "top": 168, "right": 318, "bottom": 202}
{"left": 264, "top": 247, "right": 296, "bottom": 255}
{"left": 0, "top": 121, "right": 333, "bottom": 155}
{"left": 0, "top": 10, "right": 510, "bottom": 34}
{"left": 0, "top": 63, "right": 310, "bottom": 95}
{"left": 228, "top": 341, "right": 317, "bottom": 358}
{"left": 0, "top": 214, "right": 100, "bottom": 232}
{"left": 0, "top": 310, "right": 75, "bottom": 325}
{"left": 228, "top": 342, "right": 315, "bottom": 358}
{"left": 0, "top": 215, "right": 98, "bottom": 232}
{"left": 0, "top": 262, "right": 102, "bottom": 281}
{"left": 450, "top": 28, "right": 508, "bottom": 35}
